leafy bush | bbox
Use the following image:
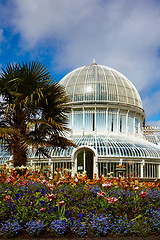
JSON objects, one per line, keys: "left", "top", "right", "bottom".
{"left": 25, "top": 220, "right": 45, "bottom": 236}
{"left": 0, "top": 220, "right": 22, "bottom": 237}
{"left": 50, "top": 220, "right": 68, "bottom": 236}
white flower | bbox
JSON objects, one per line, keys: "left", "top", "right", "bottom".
{"left": 134, "top": 186, "right": 139, "bottom": 191}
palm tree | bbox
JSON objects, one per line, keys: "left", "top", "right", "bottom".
{"left": 0, "top": 61, "right": 75, "bottom": 167}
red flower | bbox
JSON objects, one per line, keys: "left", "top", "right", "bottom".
{"left": 123, "top": 184, "right": 129, "bottom": 190}
{"left": 58, "top": 200, "right": 65, "bottom": 206}
{"left": 41, "top": 180, "right": 47, "bottom": 184}
{"left": 102, "top": 182, "right": 113, "bottom": 189}
{"left": 3, "top": 194, "right": 13, "bottom": 202}
{"left": 97, "top": 191, "right": 106, "bottom": 197}
{"left": 46, "top": 183, "right": 54, "bottom": 190}
{"left": 105, "top": 197, "right": 118, "bottom": 204}
{"left": 139, "top": 191, "right": 147, "bottom": 199}
{"left": 40, "top": 208, "right": 46, "bottom": 212}
{"left": 23, "top": 180, "right": 30, "bottom": 186}
{"left": 47, "top": 194, "right": 56, "bottom": 201}
{"left": 57, "top": 181, "right": 64, "bottom": 186}
{"left": 6, "top": 176, "right": 14, "bottom": 184}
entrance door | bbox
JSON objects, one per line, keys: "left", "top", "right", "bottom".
{"left": 77, "top": 149, "right": 93, "bottom": 179}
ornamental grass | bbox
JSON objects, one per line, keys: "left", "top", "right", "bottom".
{"left": 0, "top": 164, "right": 159, "bottom": 238}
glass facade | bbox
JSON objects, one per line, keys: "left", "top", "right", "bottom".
{"left": 69, "top": 109, "right": 142, "bottom": 135}
{"left": 0, "top": 146, "right": 10, "bottom": 165}
{"left": 98, "top": 161, "right": 158, "bottom": 179}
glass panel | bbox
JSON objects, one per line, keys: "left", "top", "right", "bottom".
{"left": 73, "top": 112, "right": 83, "bottom": 131}
{"left": 143, "top": 164, "right": 158, "bottom": 178}
{"left": 84, "top": 111, "right": 94, "bottom": 131}
{"left": 126, "top": 163, "right": 141, "bottom": 178}
{"left": 113, "top": 114, "right": 117, "bottom": 132}
{"left": 108, "top": 113, "right": 112, "bottom": 132}
{"left": 135, "top": 118, "right": 139, "bottom": 134}
{"left": 119, "top": 114, "right": 126, "bottom": 133}
{"left": 96, "top": 111, "right": 106, "bottom": 131}
{"left": 67, "top": 113, "right": 72, "bottom": 129}
{"left": 128, "top": 116, "right": 134, "bottom": 134}
{"left": 140, "top": 120, "right": 143, "bottom": 131}
{"left": 108, "top": 113, "right": 117, "bottom": 132}
{"left": 122, "top": 115, "right": 126, "bottom": 133}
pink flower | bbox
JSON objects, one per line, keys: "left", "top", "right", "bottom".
{"left": 46, "top": 183, "right": 54, "bottom": 191}
{"left": 6, "top": 176, "right": 14, "bottom": 184}
{"left": 23, "top": 180, "right": 30, "bottom": 186}
{"left": 97, "top": 191, "right": 106, "bottom": 197}
{"left": 102, "top": 182, "right": 113, "bottom": 189}
{"left": 40, "top": 208, "right": 46, "bottom": 212}
{"left": 105, "top": 197, "right": 118, "bottom": 204}
{"left": 57, "top": 181, "right": 63, "bottom": 186}
{"left": 41, "top": 180, "right": 47, "bottom": 184}
{"left": 3, "top": 194, "right": 13, "bottom": 202}
{"left": 123, "top": 184, "right": 129, "bottom": 190}
{"left": 58, "top": 200, "right": 64, "bottom": 206}
{"left": 139, "top": 191, "right": 147, "bottom": 199}
{"left": 47, "top": 194, "right": 56, "bottom": 201}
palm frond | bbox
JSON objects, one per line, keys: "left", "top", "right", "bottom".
{"left": 0, "top": 61, "right": 75, "bottom": 166}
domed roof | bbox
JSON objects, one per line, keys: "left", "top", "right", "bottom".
{"left": 60, "top": 63, "right": 143, "bottom": 109}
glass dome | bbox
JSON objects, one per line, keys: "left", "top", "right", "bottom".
{"left": 60, "top": 63, "right": 143, "bottom": 109}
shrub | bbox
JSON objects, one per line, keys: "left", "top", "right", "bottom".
{"left": 25, "top": 220, "right": 45, "bottom": 236}
{"left": 0, "top": 220, "right": 22, "bottom": 237}
{"left": 49, "top": 220, "right": 68, "bottom": 236}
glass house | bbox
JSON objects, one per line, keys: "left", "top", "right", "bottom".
{"left": 2, "top": 62, "right": 160, "bottom": 179}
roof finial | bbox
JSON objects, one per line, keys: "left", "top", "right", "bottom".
{"left": 92, "top": 58, "right": 96, "bottom": 64}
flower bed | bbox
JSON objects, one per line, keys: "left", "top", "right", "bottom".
{"left": 0, "top": 166, "right": 160, "bottom": 238}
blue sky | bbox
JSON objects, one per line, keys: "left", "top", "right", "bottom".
{"left": 0, "top": 0, "right": 160, "bottom": 127}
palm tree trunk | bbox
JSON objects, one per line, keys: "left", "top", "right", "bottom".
{"left": 11, "top": 108, "right": 28, "bottom": 167}
{"left": 12, "top": 139, "right": 27, "bottom": 167}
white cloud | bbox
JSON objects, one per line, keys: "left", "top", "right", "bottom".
{"left": 11, "top": 1, "right": 160, "bottom": 86}
{"left": 145, "top": 120, "right": 160, "bottom": 128}
{"left": 0, "top": 29, "right": 3, "bottom": 41}
{"left": 8, "top": 0, "right": 160, "bottom": 120}
{"left": 12, "top": 0, "right": 97, "bottom": 47}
